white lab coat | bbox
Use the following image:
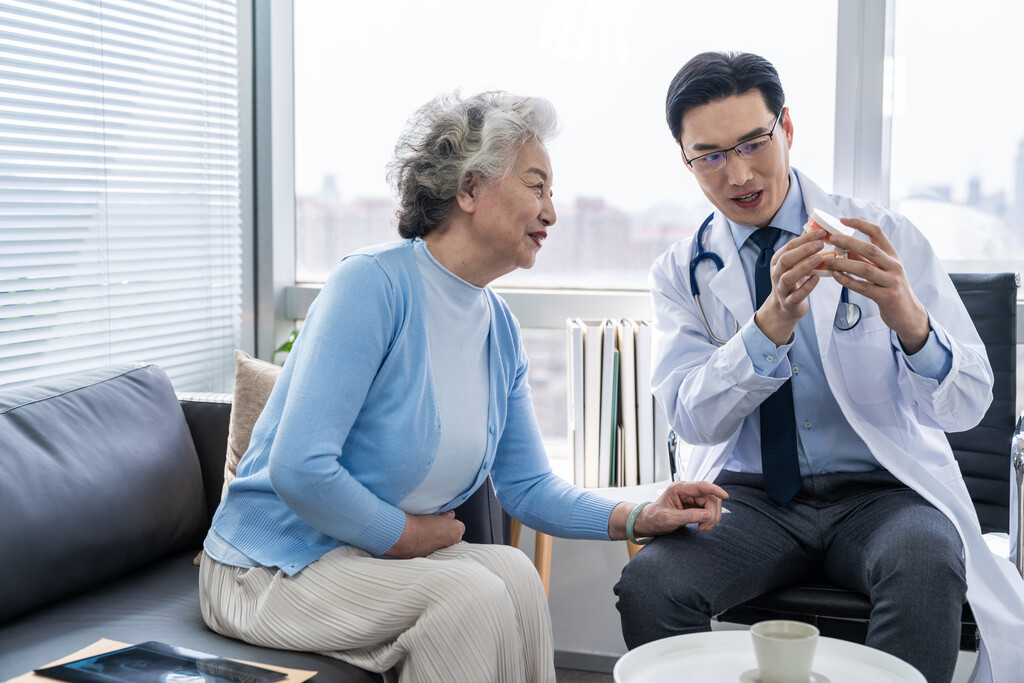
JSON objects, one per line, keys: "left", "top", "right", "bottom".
{"left": 649, "top": 169, "right": 1024, "bottom": 682}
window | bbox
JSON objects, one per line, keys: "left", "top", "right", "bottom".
{"left": 0, "top": 0, "right": 242, "bottom": 392}
{"left": 293, "top": 0, "right": 838, "bottom": 288}
{"left": 889, "top": 1, "right": 1024, "bottom": 274}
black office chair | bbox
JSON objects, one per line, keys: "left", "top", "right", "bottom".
{"left": 713, "top": 272, "right": 1023, "bottom": 651}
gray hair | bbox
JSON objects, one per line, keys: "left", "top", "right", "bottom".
{"left": 387, "top": 91, "right": 559, "bottom": 239}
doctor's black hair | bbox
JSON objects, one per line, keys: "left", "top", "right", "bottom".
{"left": 665, "top": 51, "right": 786, "bottom": 144}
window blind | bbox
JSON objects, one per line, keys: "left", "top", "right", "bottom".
{"left": 0, "top": 0, "right": 241, "bottom": 392}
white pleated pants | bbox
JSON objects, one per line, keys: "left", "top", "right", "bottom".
{"left": 199, "top": 542, "right": 555, "bottom": 683}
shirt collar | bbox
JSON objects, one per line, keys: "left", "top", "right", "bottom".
{"left": 726, "top": 168, "right": 806, "bottom": 251}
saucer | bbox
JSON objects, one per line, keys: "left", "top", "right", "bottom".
{"left": 740, "top": 670, "right": 831, "bottom": 683}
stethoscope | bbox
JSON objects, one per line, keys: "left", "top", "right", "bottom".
{"left": 689, "top": 214, "right": 862, "bottom": 345}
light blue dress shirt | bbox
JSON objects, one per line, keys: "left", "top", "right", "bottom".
{"left": 724, "top": 171, "right": 953, "bottom": 476}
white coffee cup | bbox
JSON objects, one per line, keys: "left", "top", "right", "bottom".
{"left": 750, "top": 620, "right": 819, "bottom": 683}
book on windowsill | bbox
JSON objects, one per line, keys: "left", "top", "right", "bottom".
{"left": 11, "top": 639, "right": 315, "bottom": 683}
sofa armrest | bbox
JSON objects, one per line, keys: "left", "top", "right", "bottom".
{"left": 178, "top": 392, "right": 232, "bottom": 527}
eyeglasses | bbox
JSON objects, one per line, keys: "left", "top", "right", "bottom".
{"left": 682, "top": 109, "right": 783, "bottom": 175}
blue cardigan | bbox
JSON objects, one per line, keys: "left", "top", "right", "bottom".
{"left": 209, "top": 239, "right": 619, "bottom": 575}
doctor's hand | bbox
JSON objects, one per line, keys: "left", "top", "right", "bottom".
{"left": 609, "top": 481, "right": 730, "bottom": 540}
{"left": 755, "top": 228, "right": 827, "bottom": 346}
{"left": 825, "top": 218, "right": 931, "bottom": 354}
{"left": 385, "top": 510, "right": 465, "bottom": 559}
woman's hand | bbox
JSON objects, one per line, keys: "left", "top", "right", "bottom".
{"left": 610, "top": 481, "right": 729, "bottom": 540}
{"left": 384, "top": 510, "right": 465, "bottom": 558}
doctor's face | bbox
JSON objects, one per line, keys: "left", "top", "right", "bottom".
{"left": 677, "top": 91, "right": 793, "bottom": 228}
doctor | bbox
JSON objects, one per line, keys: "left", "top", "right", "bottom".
{"left": 614, "top": 51, "right": 1024, "bottom": 683}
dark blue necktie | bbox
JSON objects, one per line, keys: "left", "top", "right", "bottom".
{"left": 749, "top": 227, "right": 801, "bottom": 506}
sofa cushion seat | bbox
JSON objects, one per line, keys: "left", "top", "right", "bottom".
{"left": 0, "top": 550, "right": 380, "bottom": 681}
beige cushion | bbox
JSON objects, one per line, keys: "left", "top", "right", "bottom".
{"left": 222, "top": 349, "right": 281, "bottom": 498}
{"left": 196, "top": 349, "right": 280, "bottom": 566}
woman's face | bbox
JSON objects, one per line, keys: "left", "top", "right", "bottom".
{"left": 469, "top": 138, "right": 556, "bottom": 280}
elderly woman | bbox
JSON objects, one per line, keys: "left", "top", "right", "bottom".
{"left": 199, "top": 91, "right": 728, "bottom": 683}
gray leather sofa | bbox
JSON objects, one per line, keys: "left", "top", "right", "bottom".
{"left": 0, "top": 363, "right": 507, "bottom": 681}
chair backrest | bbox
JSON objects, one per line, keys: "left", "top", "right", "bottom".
{"left": 947, "top": 272, "right": 1020, "bottom": 533}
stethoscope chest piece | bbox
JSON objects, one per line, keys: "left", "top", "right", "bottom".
{"left": 834, "top": 287, "right": 862, "bottom": 331}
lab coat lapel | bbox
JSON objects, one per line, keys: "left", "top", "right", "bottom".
{"left": 705, "top": 213, "right": 753, "bottom": 329}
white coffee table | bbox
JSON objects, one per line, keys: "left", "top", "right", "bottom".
{"left": 614, "top": 631, "right": 926, "bottom": 683}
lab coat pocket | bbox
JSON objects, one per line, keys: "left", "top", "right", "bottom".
{"left": 834, "top": 316, "right": 899, "bottom": 405}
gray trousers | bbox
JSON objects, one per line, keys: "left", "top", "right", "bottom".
{"left": 614, "top": 470, "right": 966, "bottom": 683}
